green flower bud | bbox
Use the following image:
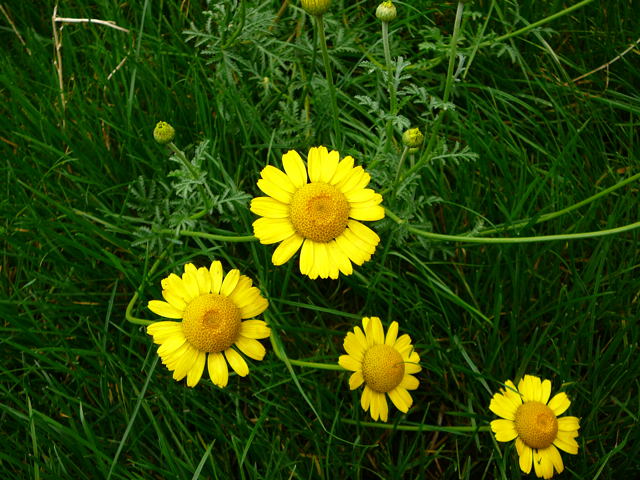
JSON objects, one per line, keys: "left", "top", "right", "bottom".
{"left": 402, "top": 128, "right": 424, "bottom": 148}
{"left": 301, "top": 0, "right": 332, "bottom": 16}
{"left": 153, "top": 121, "right": 175, "bottom": 145}
{"left": 376, "top": 1, "right": 397, "bottom": 22}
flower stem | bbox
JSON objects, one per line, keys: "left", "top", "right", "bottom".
{"left": 154, "top": 229, "right": 257, "bottom": 243}
{"left": 125, "top": 252, "right": 169, "bottom": 326}
{"left": 341, "top": 418, "right": 490, "bottom": 433}
{"left": 393, "top": 146, "right": 410, "bottom": 192}
{"left": 315, "top": 15, "right": 341, "bottom": 146}
{"left": 269, "top": 330, "right": 344, "bottom": 371}
{"left": 421, "top": 1, "right": 465, "bottom": 167}
{"left": 381, "top": 20, "right": 397, "bottom": 150}
{"left": 168, "top": 142, "right": 212, "bottom": 211}
{"left": 385, "top": 208, "right": 640, "bottom": 244}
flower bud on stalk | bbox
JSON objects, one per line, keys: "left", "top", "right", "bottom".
{"left": 376, "top": 1, "right": 397, "bottom": 22}
{"left": 301, "top": 0, "right": 332, "bottom": 16}
{"left": 153, "top": 121, "right": 175, "bottom": 145}
{"left": 402, "top": 128, "right": 424, "bottom": 149}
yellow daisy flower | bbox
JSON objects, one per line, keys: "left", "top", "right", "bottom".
{"left": 146, "top": 261, "right": 270, "bottom": 388}
{"left": 250, "top": 146, "right": 385, "bottom": 280}
{"left": 489, "top": 375, "right": 581, "bottom": 479}
{"left": 338, "top": 317, "right": 421, "bottom": 422}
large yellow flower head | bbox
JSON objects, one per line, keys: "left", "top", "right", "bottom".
{"left": 147, "top": 261, "right": 270, "bottom": 388}
{"left": 250, "top": 146, "right": 385, "bottom": 280}
{"left": 489, "top": 375, "right": 581, "bottom": 479}
{"left": 338, "top": 317, "right": 421, "bottom": 422}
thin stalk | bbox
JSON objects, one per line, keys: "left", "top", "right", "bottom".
{"left": 341, "top": 418, "right": 490, "bottom": 434}
{"left": 479, "top": 0, "right": 597, "bottom": 48}
{"left": 474, "top": 171, "right": 640, "bottom": 236}
{"left": 168, "top": 142, "right": 212, "bottom": 211}
{"left": 381, "top": 20, "right": 397, "bottom": 150}
{"left": 125, "top": 252, "right": 168, "bottom": 326}
{"left": 385, "top": 208, "right": 640, "bottom": 244}
{"left": 269, "top": 332, "right": 344, "bottom": 371}
{"left": 393, "top": 146, "right": 410, "bottom": 192}
{"left": 315, "top": 15, "right": 341, "bottom": 145}
{"left": 154, "top": 229, "right": 256, "bottom": 243}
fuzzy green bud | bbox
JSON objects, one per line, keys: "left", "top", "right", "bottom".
{"left": 402, "top": 128, "right": 424, "bottom": 148}
{"left": 376, "top": 1, "right": 397, "bottom": 22}
{"left": 153, "top": 121, "right": 175, "bottom": 145}
{"left": 301, "top": 0, "right": 332, "bottom": 16}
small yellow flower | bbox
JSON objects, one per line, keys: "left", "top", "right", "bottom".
{"left": 339, "top": 317, "right": 421, "bottom": 422}
{"left": 153, "top": 121, "right": 175, "bottom": 144}
{"left": 489, "top": 375, "right": 581, "bottom": 479}
{"left": 402, "top": 127, "right": 424, "bottom": 148}
{"left": 376, "top": 1, "right": 397, "bottom": 22}
{"left": 147, "top": 261, "right": 270, "bottom": 388}
{"left": 301, "top": 0, "right": 331, "bottom": 16}
{"left": 250, "top": 146, "right": 385, "bottom": 280}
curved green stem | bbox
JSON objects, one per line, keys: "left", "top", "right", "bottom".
{"left": 422, "top": 1, "right": 464, "bottom": 159}
{"left": 125, "top": 252, "right": 169, "bottom": 326}
{"left": 155, "top": 229, "right": 257, "bottom": 243}
{"left": 381, "top": 20, "right": 397, "bottom": 150}
{"left": 315, "top": 15, "right": 341, "bottom": 145}
{"left": 393, "top": 146, "right": 410, "bottom": 193}
{"left": 341, "top": 418, "right": 490, "bottom": 434}
{"left": 473, "top": 171, "right": 640, "bottom": 236}
{"left": 479, "top": 0, "right": 597, "bottom": 48}
{"left": 266, "top": 311, "right": 345, "bottom": 371}
{"left": 386, "top": 208, "right": 640, "bottom": 244}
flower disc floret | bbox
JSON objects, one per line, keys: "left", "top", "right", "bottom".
{"left": 362, "top": 344, "right": 405, "bottom": 393}
{"left": 289, "top": 183, "right": 350, "bottom": 242}
{"left": 338, "top": 317, "right": 421, "bottom": 422}
{"left": 514, "top": 401, "right": 559, "bottom": 449}
{"left": 250, "top": 146, "right": 385, "bottom": 280}
{"left": 489, "top": 375, "right": 581, "bottom": 479}
{"left": 181, "top": 294, "right": 241, "bottom": 352}
{"left": 146, "top": 261, "right": 271, "bottom": 388}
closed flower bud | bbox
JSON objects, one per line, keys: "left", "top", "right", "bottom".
{"left": 376, "top": 1, "right": 397, "bottom": 22}
{"left": 301, "top": 0, "right": 332, "bottom": 16}
{"left": 153, "top": 121, "right": 175, "bottom": 145}
{"left": 402, "top": 128, "right": 424, "bottom": 148}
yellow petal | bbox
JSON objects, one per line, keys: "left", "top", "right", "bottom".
{"left": 225, "top": 348, "right": 249, "bottom": 377}
{"left": 518, "top": 441, "right": 533, "bottom": 474}
{"left": 156, "top": 334, "right": 187, "bottom": 357}
{"left": 388, "top": 387, "right": 410, "bottom": 413}
{"left": 347, "top": 220, "right": 380, "bottom": 247}
{"left": 250, "top": 196, "right": 290, "bottom": 218}
{"left": 553, "top": 431, "right": 579, "bottom": 454}
{"left": 282, "top": 150, "right": 307, "bottom": 188}
{"left": 161, "top": 289, "right": 187, "bottom": 311}
{"left": 345, "top": 188, "right": 377, "bottom": 203}
{"left": 360, "top": 385, "right": 372, "bottom": 411}
{"left": 548, "top": 392, "right": 571, "bottom": 416}
{"left": 312, "top": 241, "right": 330, "bottom": 279}
{"left": 489, "top": 392, "right": 519, "bottom": 420}
{"left": 378, "top": 393, "right": 389, "bottom": 422}
{"left": 343, "top": 333, "right": 365, "bottom": 360}
{"left": 162, "top": 273, "right": 189, "bottom": 302}
{"left": 349, "top": 371, "right": 364, "bottom": 390}
{"left": 336, "top": 166, "right": 366, "bottom": 193}
{"left": 546, "top": 444, "right": 565, "bottom": 475}
{"left": 196, "top": 266, "right": 211, "bottom": 294}
{"left": 349, "top": 205, "right": 385, "bottom": 222}
{"left": 172, "top": 344, "right": 198, "bottom": 381}
{"left": 220, "top": 269, "right": 240, "bottom": 297}
{"left": 239, "top": 297, "right": 269, "bottom": 319}
{"left": 365, "top": 316, "right": 384, "bottom": 345}
{"left": 239, "top": 319, "right": 271, "bottom": 339}
{"left": 252, "top": 217, "right": 296, "bottom": 244}
{"left": 490, "top": 419, "right": 518, "bottom": 442}
{"left": 148, "top": 300, "right": 184, "bottom": 319}
{"left": 147, "top": 321, "right": 184, "bottom": 344}
{"left": 235, "top": 335, "right": 266, "bottom": 360}
{"left": 299, "top": 238, "right": 314, "bottom": 276}
{"left": 385, "top": 321, "right": 399, "bottom": 345}
{"left": 260, "top": 165, "right": 296, "bottom": 193}
{"left": 272, "top": 233, "right": 304, "bottom": 266}
{"left": 557, "top": 416, "right": 580, "bottom": 432}
{"left": 186, "top": 350, "right": 206, "bottom": 387}
{"left": 327, "top": 240, "right": 353, "bottom": 276}
{"left": 257, "top": 177, "right": 293, "bottom": 204}
{"left": 181, "top": 271, "right": 200, "bottom": 301}
{"left": 228, "top": 275, "right": 253, "bottom": 302}
{"left": 335, "top": 232, "right": 368, "bottom": 266}
{"left": 307, "top": 146, "right": 327, "bottom": 183}
{"left": 319, "top": 149, "right": 339, "bottom": 183}
{"left": 369, "top": 390, "right": 380, "bottom": 421}
{"left": 329, "top": 155, "right": 355, "bottom": 186}
{"left": 209, "top": 260, "right": 223, "bottom": 294}
{"left": 207, "top": 352, "right": 228, "bottom": 387}
{"left": 540, "top": 378, "right": 552, "bottom": 405}
{"left": 338, "top": 354, "right": 362, "bottom": 371}
{"left": 400, "top": 374, "right": 419, "bottom": 390}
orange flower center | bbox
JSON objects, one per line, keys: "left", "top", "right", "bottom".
{"left": 181, "top": 294, "right": 241, "bottom": 352}
{"left": 289, "top": 182, "right": 350, "bottom": 242}
{"left": 514, "top": 401, "right": 559, "bottom": 449}
{"left": 361, "top": 344, "right": 405, "bottom": 393}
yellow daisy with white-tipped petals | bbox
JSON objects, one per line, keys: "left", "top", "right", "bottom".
{"left": 250, "top": 146, "right": 384, "bottom": 280}
{"left": 338, "top": 317, "right": 421, "bottom": 422}
{"left": 146, "top": 261, "right": 270, "bottom": 388}
{"left": 489, "top": 375, "right": 580, "bottom": 479}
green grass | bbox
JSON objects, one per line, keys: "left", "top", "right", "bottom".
{"left": 2, "top": 0, "right": 639, "bottom": 478}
